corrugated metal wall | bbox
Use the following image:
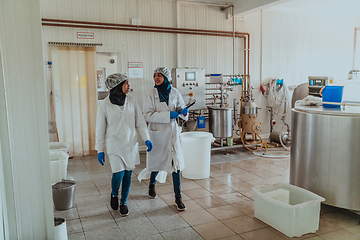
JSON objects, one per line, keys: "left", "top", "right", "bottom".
{"left": 41, "top": 0, "right": 360, "bottom": 137}
{"left": 41, "top": 0, "right": 244, "bottom": 107}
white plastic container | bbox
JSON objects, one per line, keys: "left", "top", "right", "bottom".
{"left": 49, "top": 142, "right": 70, "bottom": 154}
{"left": 180, "top": 132, "right": 215, "bottom": 179}
{"left": 54, "top": 218, "right": 68, "bottom": 240}
{"left": 50, "top": 151, "right": 69, "bottom": 184}
{"left": 253, "top": 183, "right": 325, "bottom": 238}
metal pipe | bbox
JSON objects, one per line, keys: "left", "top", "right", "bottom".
{"left": 233, "top": 99, "right": 238, "bottom": 124}
{"left": 205, "top": 88, "right": 221, "bottom": 90}
{"left": 220, "top": 85, "right": 224, "bottom": 107}
{"left": 352, "top": 27, "right": 360, "bottom": 71}
{"left": 220, "top": 5, "right": 234, "bottom": 11}
{"left": 232, "top": 5, "right": 235, "bottom": 77}
{"left": 41, "top": 18, "right": 249, "bottom": 36}
{"left": 42, "top": 23, "right": 239, "bottom": 38}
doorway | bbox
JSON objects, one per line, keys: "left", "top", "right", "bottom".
{"left": 50, "top": 46, "right": 97, "bottom": 157}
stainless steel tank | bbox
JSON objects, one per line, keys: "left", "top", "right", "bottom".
{"left": 290, "top": 105, "right": 360, "bottom": 210}
{"left": 242, "top": 101, "right": 258, "bottom": 115}
{"left": 208, "top": 106, "right": 233, "bottom": 138}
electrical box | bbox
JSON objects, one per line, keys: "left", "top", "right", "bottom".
{"left": 308, "top": 76, "right": 328, "bottom": 96}
{"left": 171, "top": 68, "right": 206, "bottom": 110}
{"left": 210, "top": 73, "right": 223, "bottom": 84}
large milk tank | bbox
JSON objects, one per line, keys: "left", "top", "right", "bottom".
{"left": 290, "top": 105, "right": 360, "bottom": 210}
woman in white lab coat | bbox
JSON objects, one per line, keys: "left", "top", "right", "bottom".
{"left": 96, "top": 73, "right": 153, "bottom": 216}
{"left": 138, "top": 67, "right": 189, "bottom": 211}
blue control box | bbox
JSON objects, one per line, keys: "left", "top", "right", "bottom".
{"left": 197, "top": 116, "right": 206, "bottom": 129}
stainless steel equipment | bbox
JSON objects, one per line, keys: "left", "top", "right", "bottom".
{"left": 290, "top": 105, "right": 360, "bottom": 210}
{"left": 239, "top": 78, "right": 261, "bottom": 141}
{"left": 171, "top": 68, "right": 206, "bottom": 110}
{"left": 208, "top": 106, "right": 233, "bottom": 138}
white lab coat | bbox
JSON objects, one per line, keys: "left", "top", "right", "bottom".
{"left": 95, "top": 95, "right": 149, "bottom": 173}
{"left": 138, "top": 87, "right": 188, "bottom": 183}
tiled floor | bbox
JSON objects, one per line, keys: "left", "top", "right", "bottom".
{"left": 56, "top": 147, "right": 360, "bottom": 240}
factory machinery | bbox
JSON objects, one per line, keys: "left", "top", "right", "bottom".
{"left": 171, "top": 68, "right": 291, "bottom": 153}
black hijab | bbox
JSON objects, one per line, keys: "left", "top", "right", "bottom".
{"left": 109, "top": 81, "right": 126, "bottom": 106}
{"left": 154, "top": 76, "right": 171, "bottom": 105}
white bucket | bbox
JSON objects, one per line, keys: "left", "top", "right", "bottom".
{"left": 49, "top": 142, "right": 70, "bottom": 154}
{"left": 180, "top": 132, "right": 215, "bottom": 179}
{"left": 54, "top": 218, "right": 68, "bottom": 240}
{"left": 50, "top": 151, "right": 69, "bottom": 184}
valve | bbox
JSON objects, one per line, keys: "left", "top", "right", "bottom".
{"left": 260, "top": 85, "right": 266, "bottom": 95}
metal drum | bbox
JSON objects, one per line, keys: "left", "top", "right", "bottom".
{"left": 290, "top": 105, "right": 360, "bottom": 210}
{"left": 208, "top": 106, "right": 233, "bottom": 138}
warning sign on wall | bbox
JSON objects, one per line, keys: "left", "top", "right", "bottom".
{"left": 128, "top": 62, "right": 143, "bottom": 79}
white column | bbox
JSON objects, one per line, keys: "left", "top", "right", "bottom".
{"left": 0, "top": 0, "right": 54, "bottom": 239}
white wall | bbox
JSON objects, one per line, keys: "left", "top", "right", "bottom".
{"left": 246, "top": 10, "right": 360, "bottom": 133}
{"left": 41, "top": 0, "right": 360, "bottom": 137}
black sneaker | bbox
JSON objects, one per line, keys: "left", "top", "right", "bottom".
{"left": 110, "top": 195, "right": 119, "bottom": 210}
{"left": 175, "top": 197, "right": 186, "bottom": 211}
{"left": 148, "top": 184, "right": 156, "bottom": 199}
{"left": 119, "top": 204, "right": 129, "bottom": 216}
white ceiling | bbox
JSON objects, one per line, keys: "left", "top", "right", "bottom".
{"left": 186, "top": 0, "right": 360, "bottom": 18}
{"left": 269, "top": 0, "right": 360, "bottom": 18}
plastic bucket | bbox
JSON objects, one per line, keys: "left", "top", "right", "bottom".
{"left": 49, "top": 142, "right": 70, "bottom": 154}
{"left": 320, "top": 86, "right": 344, "bottom": 108}
{"left": 54, "top": 217, "right": 68, "bottom": 240}
{"left": 180, "top": 132, "right": 215, "bottom": 179}
{"left": 227, "top": 137, "right": 233, "bottom": 147}
{"left": 50, "top": 151, "right": 69, "bottom": 184}
{"left": 52, "top": 180, "right": 76, "bottom": 210}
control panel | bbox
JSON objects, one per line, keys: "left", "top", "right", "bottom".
{"left": 171, "top": 68, "right": 206, "bottom": 110}
{"left": 308, "top": 76, "right": 328, "bottom": 96}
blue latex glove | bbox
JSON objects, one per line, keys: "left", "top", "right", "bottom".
{"left": 170, "top": 111, "right": 179, "bottom": 119}
{"left": 181, "top": 108, "right": 189, "bottom": 115}
{"left": 145, "top": 140, "right": 153, "bottom": 152}
{"left": 97, "top": 152, "right": 105, "bottom": 165}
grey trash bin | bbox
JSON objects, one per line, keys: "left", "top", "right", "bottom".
{"left": 52, "top": 180, "right": 76, "bottom": 210}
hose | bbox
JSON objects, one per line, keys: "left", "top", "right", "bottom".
{"left": 269, "top": 78, "right": 287, "bottom": 117}
{"left": 239, "top": 128, "right": 268, "bottom": 154}
{"left": 253, "top": 151, "right": 290, "bottom": 158}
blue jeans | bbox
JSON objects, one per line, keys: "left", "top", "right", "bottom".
{"left": 150, "top": 170, "right": 181, "bottom": 198}
{"left": 111, "top": 170, "right": 132, "bottom": 205}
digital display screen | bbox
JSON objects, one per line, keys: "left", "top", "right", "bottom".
{"left": 185, "top": 72, "right": 196, "bottom": 81}
{"left": 309, "top": 79, "right": 325, "bottom": 86}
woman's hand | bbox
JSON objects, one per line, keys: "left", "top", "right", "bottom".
{"left": 181, "top": 108, "right": 189, "bottom": 116}
{"left": 145, "top": 140, "right": 153, "bottom": 152}
{"left": 97, "top": 152, "right": 105, "bottom": 165}
{"left": 170, "top": 111, "right": 179, "bottom": 119}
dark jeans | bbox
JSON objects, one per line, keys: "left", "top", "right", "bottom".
{"left": 150, "top": 170, "right": 181, "bottom": 198}
{"left": 111, "top": 170, "right": 132, "bottom": 205}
